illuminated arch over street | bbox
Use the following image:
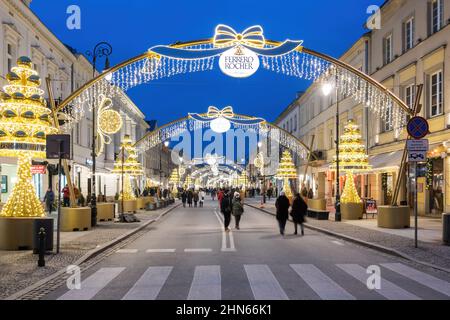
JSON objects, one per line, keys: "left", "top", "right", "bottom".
{"left": 52, "top": 24, "right": 413, "bottom": 157}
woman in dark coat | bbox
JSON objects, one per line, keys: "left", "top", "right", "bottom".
{"left": 187, "top": 190, "right": 193, "bottom": 207}
{"left": 181, "top": 190, "right": 187, "bottom": 208}
{"left": 275, "top": 191, "right": 290, "bottom": 235}
{"left": 291, "top": 193, "right": 308, "bottom": 236}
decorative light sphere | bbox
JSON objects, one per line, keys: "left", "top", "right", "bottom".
{"left": 99, "top": 109, "right": 122, "bottom": 134}
{"left": 210, "top": 117, "right": 231, "bottom": 133}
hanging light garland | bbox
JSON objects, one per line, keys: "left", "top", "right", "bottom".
{"left": 0, "top": 57, "right": 58, "bottom": 217}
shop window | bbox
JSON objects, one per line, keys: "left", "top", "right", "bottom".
{"left": 426, "top": 158, "right": 444, "bottom": 214}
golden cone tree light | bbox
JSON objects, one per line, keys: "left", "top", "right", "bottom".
{"left": 169, "top": 169, "right": 180, "bottom": 186}
{"left": 0, "top": 57, "right": 58, "bottom": 217}
{"left": 238, "top": 170, "right": 248, "bottom": 190}
{"left": 330, "top": 120, "right": 371, "bottom": 204}
{"left": 276, "top": 150, "right": 298, "bottom": 198}
{"left": 112, "top": 135, "right": 143, "bottom": 201}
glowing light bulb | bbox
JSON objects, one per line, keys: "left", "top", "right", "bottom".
{"left": 210, "top": 117, "right": 231, "bottom": 133}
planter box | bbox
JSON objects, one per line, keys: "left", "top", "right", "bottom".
{"left": 378, "top": 206, "right": 410, "bottom": 229}
{"left": 118, "top": 200, "right": 137, "bottom": 213}
{"left": 61, "top": 207, "right": 91, "bottom": 232}
{"left": 97, "top": 203, "right": 115, "bottom": 222}
{"left": 0, "top": 217, "right": 53, "bottom": 251}
{"left": 341, "top": 203, "right": 364, "bottom": 220}
{"left": 307, "top": 198, "right": 326, "bottom": 211}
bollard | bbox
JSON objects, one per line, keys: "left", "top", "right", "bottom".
{"left": 38, "top": 227, "right": 46, "bottom": 267}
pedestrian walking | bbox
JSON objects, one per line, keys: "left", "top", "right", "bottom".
{"left": 193, "top": 190, "right": 199, "bottom": 208}
{"left": 187, "top": 189, "right": 193, "bottom": 207}
{"left": 62, "top": 184, "right": 70, "bottom": 207}
{"left": 211, "top": 189, "right": 216, "bottom": 201}
{"left": 217, "top": 189, "right": 224, "bottom": 206}
{"left": 199, "top": 189, "right": 206, "bottom": 207}
{"left": 220, "top": 189, "right": 233, "bottom": 232}
{"left": 275, "top": 191, "right": 290, "bottom": 235}
{"left": 307, "top": 188, "right": 314, "bottom": 199}
{"left": 43, "top": 188, "right": 55, "bottom": 214}
{"left": 290, "top": 193, "right": 308, "bottom": 236}
{"left": 232, "top": 192, "right": 244, "bottom": 230}
{"left": 181, "top": 190, "right": 187, "bottom": 208}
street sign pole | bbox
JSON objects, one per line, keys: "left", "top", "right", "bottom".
{"left": 413, "top": 162, "right": 418, "bottom": 248}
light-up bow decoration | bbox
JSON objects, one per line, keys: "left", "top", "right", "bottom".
{"left": 213, "top": 25, "right": 265, "bottom": 49}
{"left": 189, "top": 106, "right": 265, "bottom": 133}
{"left": 96, "top": 94, "right": 123, "bottom": 155}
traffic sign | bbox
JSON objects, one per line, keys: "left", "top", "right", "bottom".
{"left": 407, "top": 139, "right": 428, "bottom": 162}
{"left": 407, "top": 139, "right": 429, "bottom": 152}
{"left": 407, "top": 116, "right": 429, "bottom": 139}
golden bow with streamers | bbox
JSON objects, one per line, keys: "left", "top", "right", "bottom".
{"left": 213, "top": 25, "right": 265, "bottom": 49}
{"left": 207, "top": 106, "right": 234, "bottom": 119}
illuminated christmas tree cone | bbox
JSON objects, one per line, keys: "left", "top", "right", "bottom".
{"left": 112, "top": 135, "right": 143, "bottom": 208}
{"left": 330, "top": 119, "right": 371, "bottom": 220}
{"left": 276, "top": 150, "right": 298, "bottom": 200}
{"left": 0, "top": 57, "right": 58, "bottom": 218}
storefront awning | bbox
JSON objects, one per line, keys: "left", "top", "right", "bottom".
{"left": 368, "top": 150, "right": 404, "bottom": 172}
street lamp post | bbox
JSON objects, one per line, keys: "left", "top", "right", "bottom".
{"left": 86, "top": 42, "right": 112, "bottom": 227}
{"left": 322, "top": 73, "right": 341, "bottom": 222}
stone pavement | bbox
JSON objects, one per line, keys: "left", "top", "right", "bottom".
{"left": 245, "top": 197, "right": 450, "bottom": 272}
{"left": 0, "top": 203, "right": 179, "bottom": 300}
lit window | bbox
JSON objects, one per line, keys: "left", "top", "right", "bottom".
{"left": 405, "top": 85, "right": 415, "bottom": 110}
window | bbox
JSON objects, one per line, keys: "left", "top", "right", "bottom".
{"left": 7, "top": 44, "right": 14, "bottom": 72}
{"left": 430, "top": 70, "right": 443, "bottom": 117}
{"left": 383, "top": 103, "right": 393, "bottom": 132}
{"left": 383, "top": 34, "right": 393, "bottom": 65}
{"left": 290, "top": 118, "right": 293, "bottom": 133}
{"left": 404, "top": 17, "right": 415, "bottom": 51}
{"left": 404, "top": 85, "right": 415, "bottom": 110}
{"left": 294, "top": 115, "right": 297, "bottom": 131}
{"left": 431, "top": 0, "right": 443, "bottom": 34}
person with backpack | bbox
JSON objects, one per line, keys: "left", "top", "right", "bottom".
{"left": 220, "top": 189, "right": 233, "bottom": 232}
{"left": 232, "top": 192, "right": 244, "bottom": 230}
{"left": 290, "top": 193, "right": 308, "bottom": 236}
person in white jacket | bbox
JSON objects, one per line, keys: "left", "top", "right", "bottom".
{"left": 199, "top": 189, "right": 206, "bottom": 207}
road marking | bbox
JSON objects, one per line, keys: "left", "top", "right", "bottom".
{"left": 116, "top": 249, "right": 138, "bottom": 253}
{"left": 146, "top": 249, "right": 176, "bottom": 253}
{"left": 122, "top": 266, "right": 173, "bottom": 300}
{"left": 244, "top": 265, "right": 289, "bottom": 300}
{"left": 188, "top": 266, "right": 221, "bottom": 300}
{"left": 290, "top": 264, "right": 355, "bottom": 300}
{"left": 58, "top": 267, "right": 125, "bottom": 300}
{"left": 214, "top": 209, "right": 236, "bottom": 252}
{"left": 184, "top": 248, "right": 213, "bottom": 253}
{"left": 337, "top": 264, "right": 421, "bottom": 300}
{"left": 332, "top": 241, "right": 344, "bottom": 246}
{"left": 381, "top": 263, "right": 450, "bottom": 297}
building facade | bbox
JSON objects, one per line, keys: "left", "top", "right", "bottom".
{"left": 0, "top": 0, "right": 151, "bottom": 203}
{"left": 275, "top": 0, "right": 450, "bottom": 216}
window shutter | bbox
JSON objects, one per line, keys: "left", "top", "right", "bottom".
{"left": 425, "top": 74, "right": 430, "bottom": 118}
{"left": 427, "top": 1, "right": 432, "bottom": 36}
{"left": 382, "top": 38, "right": 386, "bottom": 65}
{"left": 402, "top": 22, "right": 406, "bottom": 53}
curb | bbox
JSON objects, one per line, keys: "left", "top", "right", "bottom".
{"left": 5, "top": 203, "right": 181, "bottom": 300}
{"left": 246, "top": 203, "right": 450, "bottom": 274}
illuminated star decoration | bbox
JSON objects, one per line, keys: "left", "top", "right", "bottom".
{"left": 189, "top": 106, "right": 265, "bottom": 133}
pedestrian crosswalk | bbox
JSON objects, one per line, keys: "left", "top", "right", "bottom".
{"left": 55, "top": 263, "right": 450, "bottom": 300}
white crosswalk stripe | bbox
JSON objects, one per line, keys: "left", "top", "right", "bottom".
{"left": 290, "top": 264, "right": 355, "bottom": 300}
{"left": 381, "top": 263, "right": 450, "bottom": 297}
{"left": 188, "top": 266, "right": 221, "bottom": 300}
{"left": 122, "top": 266, "right": 173, "bottom": 300}
{"left": 55, "top": 263, "right": 445, "bottom": 300}
{"left": 58, "top": 267, "right": 125, "bottom": 300}
{"left": 146, "top": 249, "right": 176, "bottom": 253}
{"left": 337, "top": 264, "right": 421, "bottom": 300}
{"left": 244, "top": 265, "right": 289, "bottom": 300}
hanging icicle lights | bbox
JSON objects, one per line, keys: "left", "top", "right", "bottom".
{"left": 55, "top": 25, "right": 412, "bottom": 139}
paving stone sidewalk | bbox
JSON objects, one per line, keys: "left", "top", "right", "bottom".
{"left": 245, "top": 198, "right": 450, "bottom": 271}
{"left": 0, "top": 204, "right": 178, "bottom": 300}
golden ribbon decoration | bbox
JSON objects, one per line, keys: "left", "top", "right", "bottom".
{"left": 213, "top": 24, "right": 265, "bottom": 49}
{"left": 207, "top": 106, "right": 234, "bottom": 119}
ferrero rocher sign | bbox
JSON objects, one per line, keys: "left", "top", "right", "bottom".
{"left": 219, "top": 46, "right": 260, "bottom": 78}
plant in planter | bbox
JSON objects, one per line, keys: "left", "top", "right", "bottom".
{"left": 331, "top": 119, "right": 371, "bottom": 220}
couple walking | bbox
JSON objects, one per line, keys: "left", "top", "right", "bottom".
{"left": 220, "top": 190, "right": 244, "bottom": 232}
{"left": 275, "top": 192, "right": 308, "bottom": 236}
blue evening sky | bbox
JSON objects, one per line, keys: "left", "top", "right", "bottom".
{"left": 30, "top": 0, "right": 384, "bottom": 125}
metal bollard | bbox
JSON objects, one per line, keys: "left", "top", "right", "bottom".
{"left": 38, "top": 227, "right": 46, "bottom": 267}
